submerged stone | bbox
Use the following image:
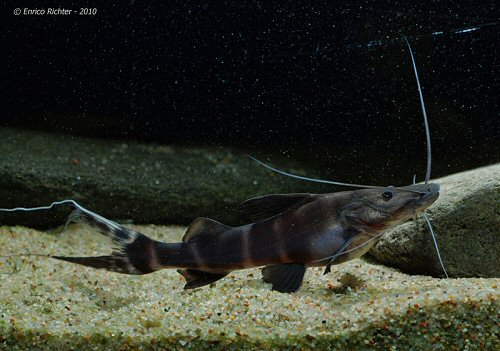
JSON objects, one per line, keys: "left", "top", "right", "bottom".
{"left": 0, "top": 127, "right": 324, "bottom": 228}
{"left": 369, "top": 163, "right": 500, "bottom": 278}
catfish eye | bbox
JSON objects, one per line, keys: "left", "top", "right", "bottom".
{"left": 382, "top": 191, "right": 393, "bottom": 199}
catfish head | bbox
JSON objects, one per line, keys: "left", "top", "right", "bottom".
{"left": 340, "top": 183, "right": 440, "bottom": 233}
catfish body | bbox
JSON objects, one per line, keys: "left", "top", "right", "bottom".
{"left": 54, "top": 183, "right": 439, "bottom": 293}
{"left": 163, "top": 194, "right": 350, "bottom": 270}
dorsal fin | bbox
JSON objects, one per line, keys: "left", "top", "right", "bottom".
{"left": 238, "top": 193, "right": 315, "bottom": 222}
{"left": 182, "top": 217, "right": 231, "bottom": 243}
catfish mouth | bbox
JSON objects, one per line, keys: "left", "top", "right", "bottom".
{"left": 412, "top": 183, "right": 440, "bottom": 213}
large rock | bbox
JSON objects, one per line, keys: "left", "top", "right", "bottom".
{"left": 0, "top": 127, "right": 327, "bottom": 228}
{"left": 369, "top": 163, "right": 500, "bottom": 278}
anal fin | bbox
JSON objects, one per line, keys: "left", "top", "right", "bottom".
{"left": 177, "top": 269, "right": 228, "bottom": 289}
{"left": 262, "top": 263, "right": 307, "bottom": 293}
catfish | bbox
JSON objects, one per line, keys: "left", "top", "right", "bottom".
{"left": 0, "top": 183, "right": 439, "bottom": 293}
{"left": 71, "top": 183, "right": 440, "bottom": 292}
{"left": 0, "top": 38, "right": 446, "bottom": 292}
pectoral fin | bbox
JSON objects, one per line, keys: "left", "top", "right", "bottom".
{"left": 323, "top": 230, "right": 360, "bottom": 275}
{"left": 262, "top": 263, "right": 307, "bottom": 293}
{"left": 177, "top": 269, "right": 229, "bottom": 289}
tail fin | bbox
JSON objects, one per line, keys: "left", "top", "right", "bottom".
{"left": 54, "top": 207, "right": 162, "bottom": 275}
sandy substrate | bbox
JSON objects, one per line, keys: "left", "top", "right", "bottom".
{"left": 0, "top": 224, "right": 498, "bottom": 350}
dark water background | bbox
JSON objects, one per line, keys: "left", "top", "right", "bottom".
{"left": 2, "top": 1, "right": 499, "bottom": 186}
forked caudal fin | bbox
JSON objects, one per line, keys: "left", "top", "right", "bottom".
{"left": 0, "top": 200, "right": 164, "bottom": 275}
{"left": 0, "top": 201, "right": 233, "bottom": 288}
